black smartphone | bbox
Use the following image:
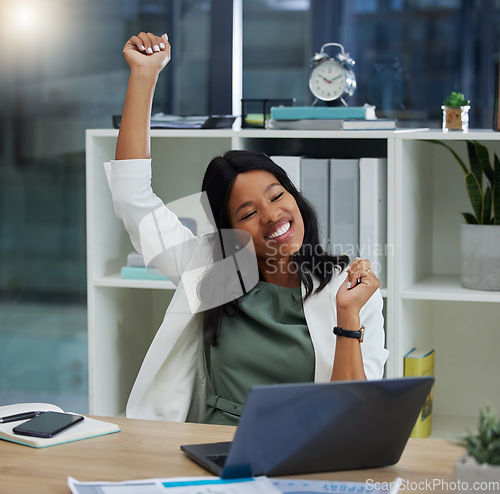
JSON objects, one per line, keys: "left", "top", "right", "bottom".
{"left": 13, "top": 412, "right": 84, "bottom": 438}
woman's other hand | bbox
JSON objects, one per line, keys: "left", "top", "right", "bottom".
{"left": 336, "top": 258, "right": 380, "bottom": 329}
{"left": 123, "top": 32, "right": 170, "bottom": 75}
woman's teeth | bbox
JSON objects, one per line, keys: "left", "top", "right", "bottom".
{"left": 266, "top": 221, "right": 291, "bottom": 240}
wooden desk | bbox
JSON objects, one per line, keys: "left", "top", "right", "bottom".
{"left": 0, "top": 416, "right": 463, "bottom": 494}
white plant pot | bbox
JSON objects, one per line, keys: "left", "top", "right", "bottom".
{"left": 460, "top": 224, "right": 500, "bottom": 291}
{"left": 454, "top": 453, "right": 500, "bottom": 493}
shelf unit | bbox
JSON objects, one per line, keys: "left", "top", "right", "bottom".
{"left": 391, "top": 130, "right": 500, "bottom": 440}
{"left": 86, "top": 128, "right": 500, "bottom": 438}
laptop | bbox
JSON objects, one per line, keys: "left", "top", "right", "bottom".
{"left": 181, "top": 376, "right": 434, "bottom": 479}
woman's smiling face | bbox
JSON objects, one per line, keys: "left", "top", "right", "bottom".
{"left": 227, "top": 170, "right": 305, "bottom": 267}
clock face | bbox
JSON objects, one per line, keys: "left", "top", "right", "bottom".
{"left": 309, "top": 60, "right": 347, "bottom": 101}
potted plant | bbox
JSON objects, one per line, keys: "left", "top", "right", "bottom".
{"left": 454, "top": 404, "right": 500, "bottom": 486}
{"left": 427, "top": 139, "right": 500, "bottom": 290}
{"left": 442, "top": 92, "right": 470, "bottom": 131}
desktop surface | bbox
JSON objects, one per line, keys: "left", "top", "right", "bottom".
{"left": 0, "top": 415, "right": 463, "bottom": 493}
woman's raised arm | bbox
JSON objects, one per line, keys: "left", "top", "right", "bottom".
{"left": 331, "top": 257, "right": 382, "bottom": 381}
{"left": 115, "top": 32, "right": 170, "bottom": 160}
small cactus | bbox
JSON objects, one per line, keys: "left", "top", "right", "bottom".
{"left": 443, "top": 91, "right": 470, "bottom": 107}
{"left": 461, "top": 404, "right": 500, "bottom": 466}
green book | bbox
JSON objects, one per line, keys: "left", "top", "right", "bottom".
{"left": 121, "top": 266, "right": 170, "bottom": 282}
{"left": 270, "top": 105, "right": 376, "bottom": 120}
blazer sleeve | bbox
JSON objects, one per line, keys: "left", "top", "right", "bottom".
{"left": 359, "top": 289, "right": 389, "bottom": 380}
{"left": 104, "top": 159, "right": 199, "bottom": 285}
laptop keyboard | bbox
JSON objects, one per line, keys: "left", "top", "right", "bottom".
{"left": 207, "top": 454, "right": 228, "bottom": 468}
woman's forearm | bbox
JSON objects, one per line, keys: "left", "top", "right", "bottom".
{"left": 330, "top": 312, "right": 366, "bottom": 381}
{"left": 330, "top": 338, "right": 366, "bottom": 381}
{"left": 330, "top": 258, "right": 381, "bottom": 381}
{"left": 115, "top": 67, "right": 158, "bottom": 160}
{"left": 115, "top": 32, "right": 170, "bottom": 160}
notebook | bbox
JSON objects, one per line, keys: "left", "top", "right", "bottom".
{"left": 0, "top": 403, "right": 120, "bottom": 448}
{"left": 181, "top": 376, "right": 434, "bottom": 479}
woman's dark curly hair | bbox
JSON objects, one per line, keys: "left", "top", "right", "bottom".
{"left": 200, "top": 150, "right": 349, "bottom": 345}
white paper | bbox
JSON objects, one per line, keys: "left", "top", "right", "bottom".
{"left": 272, "top": 478, "right": 402, "bottom": 493}
{"left": 68, "top": 477, "right": 403, "bottom": 494}
{"left": 68, "top": 476, "right": 282, "bottom": 494}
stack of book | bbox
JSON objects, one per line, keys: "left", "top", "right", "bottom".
{"left": 121, "top": 251, "right": 170, "bottom": 282}
{"left": 271, "top": 155, "right": 388, "bottom": 286}
{"left": 120, "top": 218, "right": 196, "bottom": 282}
{"left": 267, "top": 105, "right": 396, "bottom": 131}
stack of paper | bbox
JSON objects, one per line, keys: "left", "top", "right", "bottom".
{"left": 68, "top": 476, "right": 402, "bottom": 493}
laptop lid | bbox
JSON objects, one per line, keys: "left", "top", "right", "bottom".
{"left": 181, "top": 376, "right": 434, "bottom": 479}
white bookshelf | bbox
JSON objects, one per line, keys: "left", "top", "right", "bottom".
{"left": 390, "top": 130, "right": 500, "bottom": 440}
{"left": 86, "top": 128, "right": 500, "bottom": 438}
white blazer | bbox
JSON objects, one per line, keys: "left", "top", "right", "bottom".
{"left": 105, "top": 159, "right": 389, "bottom": 422}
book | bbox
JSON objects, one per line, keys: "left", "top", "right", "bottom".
{"left": 300, "top": 158, "right": 330, "bottom": 247}
{"left": 342, "top": 118, "right": 397, "bottom": 130}
{"left": 329, "top": 159, "right": 359, "bottom": 258}
{"left": 267, "top": 119, "right": 344, "bottom": 130}
{"left": 127, "top": 251, "right": 146, "bottom": 267}
{"left": 267, "top": 118, "right": 396, "bottom": 131}
{"left": 359, "top": 158, "right": 388, "bottom": 287}
{"left": 270, "top": 105, "right": 376, "bottom": 120}
{"left": 0, "top": 403, "right": 120, "bottom": 448}
{"left": 404, "top": 348, "right": 435, "bottom": 438}
{"left": 270, "top": 155, "right": 302, "bottom": 190}
{"left": 121, "top": 266, "right": 170, "bottom": 281}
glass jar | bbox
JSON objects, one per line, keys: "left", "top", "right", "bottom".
{"left": 442, "top": 105, "right": 470, "bottom": 132}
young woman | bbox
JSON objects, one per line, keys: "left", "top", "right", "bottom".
{"left": 106, "top": 32, "right": 388, "bottom": 425}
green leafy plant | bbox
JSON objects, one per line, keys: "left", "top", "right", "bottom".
{"left": 460, "top": 404, "right": 500, "bottom": 466}
{"left": 443, "top": 91, "right": 470, "bottom": 107}
{"left": 427, "top": 140, "right": 500, "bottom": 225}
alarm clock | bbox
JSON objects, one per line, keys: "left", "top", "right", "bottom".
{"left": 309, "top": 42, "right": 356, "bottom": 106}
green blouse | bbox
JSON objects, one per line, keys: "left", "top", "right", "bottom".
{"left": 202, "top": 281, "right": 315, "bottom": 426}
